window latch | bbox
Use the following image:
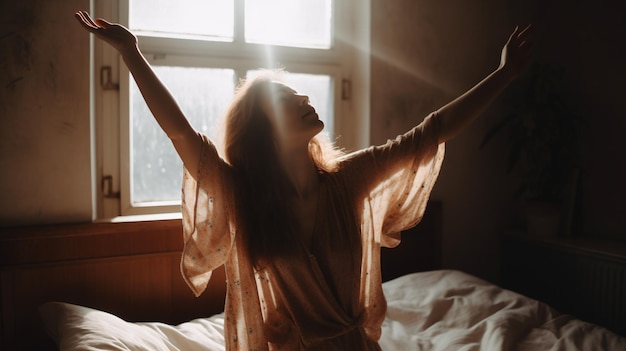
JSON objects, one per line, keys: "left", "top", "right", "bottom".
{"left": 341, "top": 79, "right": 351, "bottom": 100}
{"left": 101, "top": 175, "right": 120, "bottom": 199}
{"left": 100, "top": 66, "right": 119, "bottom": 91}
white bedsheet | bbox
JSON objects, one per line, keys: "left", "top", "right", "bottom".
{"left": 41, "top": 270, "right": 626, "bottom": 351}
{"left": 379, "top": 270, "right": 625, "bottom": 351}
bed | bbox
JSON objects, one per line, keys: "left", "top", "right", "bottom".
{"left": 2, "top": 201, "right": 625, "bottom": 350}
{"left": 38, "top": 269, "right": 626, "bottom": 351}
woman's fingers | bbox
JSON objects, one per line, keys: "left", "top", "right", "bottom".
{"left": 506, "top": 26, "right": 519, "bottom": 45}
{"left": 508, "top": 24, "right": 533, "bottom": 54}
{"left": 517, "top": 24, "right": 533, "bottom": 39}
{"left": 514, "top": 24, "right": 533, "bottom": 48}
{"left": 75, "top": 11, "right": 100, "bottom": 32}
{"left": 75, "top": 11, "right": 115, "bottom": 33}
{"left": 83, "top": 12, "right": 101, "bottom": 29}
{"left": 74, "top": 11, "right": 93, "bottom": 30}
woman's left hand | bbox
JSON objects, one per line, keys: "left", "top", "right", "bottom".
{"left": 499, "top": 24, "right": 534, "bottom": 78}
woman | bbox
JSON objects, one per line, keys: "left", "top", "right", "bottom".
{"left": 75, "top": 11, "right": 532, "bottom": 351}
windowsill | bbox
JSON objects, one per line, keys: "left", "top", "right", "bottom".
{"left": 97, "top": 212, "right": 182, "bottom": 224}
{"left": 0, "top": 214, "right": 184, "bottom": 267}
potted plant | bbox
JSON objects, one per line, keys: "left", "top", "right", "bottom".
{"left": 482, "top": 63, "right": 582, "bottom": 237}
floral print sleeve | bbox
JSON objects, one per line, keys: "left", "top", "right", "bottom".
{"left": 180, "top": 134, "right": 236, "bottom": 297}
{"left": 342, "top": 111, "right": 445, "bottom": 247}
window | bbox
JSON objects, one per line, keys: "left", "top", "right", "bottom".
{"left": 94, "top": 0, "right": 370, "bottom": 218}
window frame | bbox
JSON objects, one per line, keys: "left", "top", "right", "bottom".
{"left": 94, "top": 0, "right": 370, "bottom": 219}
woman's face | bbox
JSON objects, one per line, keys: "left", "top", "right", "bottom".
{"left": 261, "top": 81, "right": 324, "bottom": 150}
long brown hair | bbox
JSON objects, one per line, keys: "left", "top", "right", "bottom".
{"left": 222, "top": 71, "right": 343, "bottom": 267}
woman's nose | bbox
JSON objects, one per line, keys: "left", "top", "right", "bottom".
{"left": 298, "top": 94, "right": 310, "bottom": 105}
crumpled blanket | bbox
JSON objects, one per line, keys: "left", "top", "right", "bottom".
{"left": 379, "top": 269, "right": 625, "bottom": 351}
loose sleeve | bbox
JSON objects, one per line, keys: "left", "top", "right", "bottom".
{"left": 345, "top": 112, "right": 445, "bottom": 248}
{"left": 180, "top": 134, "right": 236, "bottom": 297}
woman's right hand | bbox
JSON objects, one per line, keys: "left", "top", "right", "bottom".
{"left": 75, "top": 11, "right": 137, "bottom": 54}
{"left": 75, "top": 11, "right": 203, "bottom": 178}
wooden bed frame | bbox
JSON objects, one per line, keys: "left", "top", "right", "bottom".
{"left": 0, "top": 201, "right": 441, "bottom": 351}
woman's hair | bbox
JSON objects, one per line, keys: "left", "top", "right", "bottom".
{"left": 222, "top": 70, "right": 344, "bottom": 267}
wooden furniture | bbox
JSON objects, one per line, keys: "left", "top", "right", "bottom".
{"left": 501, "top": 232, "right": 626, "bottom": 337}
{"left": 0, "top": 201, "right": 442, "bottom": 350}
{"left": 0, "top": 219, "right": 226, "bottom": 351}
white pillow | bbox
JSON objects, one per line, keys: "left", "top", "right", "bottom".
{"left": 39, "top": 302, "right": 225, "bottom": 351}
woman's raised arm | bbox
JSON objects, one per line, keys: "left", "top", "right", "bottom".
{"left": 435, "top": 25, "right": 534, "bottom": 143}
{"left": 75, "top": 11, "right": 203, "bottom": 178}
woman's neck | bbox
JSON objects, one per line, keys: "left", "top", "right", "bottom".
{"left": 279, "top": 146, "right": 319, "bottom": 199}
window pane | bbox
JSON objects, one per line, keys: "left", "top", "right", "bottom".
{"left": 129, "top": 0, "right": 234, "bottom": 40}
{"left": 245, "top": 0, "right": 332, "bottom": 49}
{"left": 131, "top": 67, "right": 234, "bottom": 203}
{"left": 247, "top": 70, "right": 334, "bottom": 138}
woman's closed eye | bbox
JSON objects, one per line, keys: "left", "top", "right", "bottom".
{"left": 277, "top": 93, "right": 297, "bottom": 105}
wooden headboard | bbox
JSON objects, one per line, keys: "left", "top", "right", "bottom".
{"left": 0, "top": 201, "right": 441, "bottom": 351}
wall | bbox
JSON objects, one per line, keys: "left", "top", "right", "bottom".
{"left": 1, "top": 0, "right": 92, "bottom": 225}
{"left": 370, "top": 0, "right": 528, "bottom": 281}
{"left": 370, "top": 0, "right": 626, "bottom": 281}
{"left": 537, "top": 1, "right": 626, "bottom": 242}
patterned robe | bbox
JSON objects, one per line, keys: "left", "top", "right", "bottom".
{"left": 180, "top": 113, "right": 444, "bottom": 350}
